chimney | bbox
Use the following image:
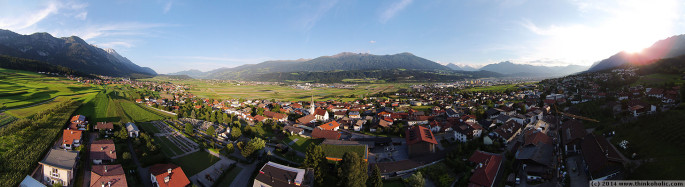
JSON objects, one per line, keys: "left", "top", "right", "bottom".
{"left": 288, "top": 179, "right": 291, "bottom": 184}
{"left": 101, "top": 182, "right": 105, "bottom": 187}
{"left": 101, "top": 147, "right": 105, "bottom": 150}
{"left": 108, "top": 182, "right": 111, "bottom": 187}
{"left": 104, "top": 166, "right": 108, "bottom": 173}
{"left": 168, "top": 168, "right": 172, "bottom": 174}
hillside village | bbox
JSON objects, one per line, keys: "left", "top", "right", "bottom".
{"left": 15, "top": 65, "right": 683, "bottom": 187}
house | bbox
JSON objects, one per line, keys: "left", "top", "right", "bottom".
{"left": 283, "top": 125, "right": 305, "bottom": 136}
{"left": 560, "top": 120, "right": 586, "bottom": 154}
{"left": 493, "top": 121, "right": 523, "bottom": 143}
{"left": 453, "top": 123, "right": 475, "bottom": 142}
{"left": 515, "top": 141, "right": 554, "bottom": 179}
{"left": 353, "top": 120, "right": 364, "bottom": 132}
{"left": 296, "top": 115, "right": 316, "bottom": 125}
{"left": 125, "top": 123, "right": 140, "bottom": 138}
{"left": 90, "top": 164, "right": 128, "bottom": 187}
{"left": 39, "top": 149, "right": 79, "bottom": 186}
{"left": 406, "top": 125, "right": 438, "bottom": 158}
{"left": 311, "top": 128, "right": 341, "bottom": 140}
{"left": 149, "top": 163, "right": 190, "bottom": 187}
{"left": 253, "top": 161, "right": 312, "bottom": 187}
{"left": 95, "top": 122, "right": 114, "bottom": 135}
{"left": 263, "top": 111, "right": 288, "bottom": 122}
{"left": 333, "top": 111, "right": 346, "bottom": 119}
{"left": 582, "top": 134, "right": 624, "bottom": 180}
{"left": 317, "top": 121, "right": 340, "bottom": 131}
{"left": 348, "top": 111, "right": 361, "bottom": 119}
{"left": 314, "top": 109, "right": 329, "bottom": 121}
{"left": 62, "top": 129, "right": 82, "bottom": 150}
{"left": 468, "top": 151, "right": 503, "bottom": 187}
{"left": 69, "top": 115, "right": 87, "bottom": 130}
{"left": 90, "top": 139, "right": 117, "bottom": 164}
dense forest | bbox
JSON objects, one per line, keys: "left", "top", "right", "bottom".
{"left": 0, "top": 55, "right": 93, "bottom": 77}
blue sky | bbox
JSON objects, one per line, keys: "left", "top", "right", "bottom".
{"left": 1, "top": 0, "right": 685, "bottom": 73}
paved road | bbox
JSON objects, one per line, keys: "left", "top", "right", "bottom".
{"left": 229, "top": 162, "right": 258, "bottom": 187}
{"left": 566, "top": 156, "right": 589, "bottom": 187}
{"left": 127, "top": 140, "right": 153, "bottom": 187}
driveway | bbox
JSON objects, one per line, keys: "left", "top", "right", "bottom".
{"left": 229, "top": 162, "right": 258, "bottom": 187}
{"left": 82, "top": 132, "right": 98, "bottom": 187}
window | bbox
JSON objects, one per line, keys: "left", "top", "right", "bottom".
{"left": 51, "top": 168, "right": 59, "bottom": 178}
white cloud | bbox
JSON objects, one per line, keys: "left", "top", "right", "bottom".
{"left": 163, "top": 1, "right": 173, "bottom": 14}
{"left": 93, "top": 41, "right": 134, "bottom": 49}
{"left": 75, "top": 11, "right": 87, "bottom": 20}
{"left": 300, "top": 0, "right": 338, "bottom": 31}
{"left": 520, "top": 0, "right": 683, "bottom": 66}
{"left": 0, "top": 1, "right": 89, "bottom": 33}
{"left": 369, "top": 40, "right": 376, "bottom": 44}
{"left": 379, "top": 0, "right": 413, "bottom": 23}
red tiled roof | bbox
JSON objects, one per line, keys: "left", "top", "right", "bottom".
{"left": 149, "top": 163, "right": 190, "bottom": 187}
{"left": 63, "top": 129, "right": 82, "bottom": 145}
{"left": 315, "top": 109, "right": 327, "bottom": 116}
{"left": 405, "top": 125, "right": 438, "bottom": 145}
{"left": 468, "top": 151, "right": 503, "bottom": 187}
{"left": 90, "top": 139, "right": 117, "bottom": 161}
{"left": 296, "top": 115, "right": 316, "bottom": 124}
{"left": 311, "top": 128, "right": 341, "bottom": 140}
{"left": 524, "top": 130, "right": 553, "bottom": 146}
{"left": 318, "top": 121, "right": 340, "bottom": 131}
{"left": 90, "top": 164, "right": 127, "bottom": 187}
{"left": 96, "top": 122, "right": 114, "bottom": 130}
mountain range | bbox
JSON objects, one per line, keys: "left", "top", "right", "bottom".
{"left": 588, "top": 34, "right": 685, "bottom": 72}
{"left": 479, "top": 61, "right": 588, "bottom": 77}
{"left": 445, "top": 63, "right": 479, "bottom": 71}
{"left": 0, "top": 29, "right": 156, "bottom": 77}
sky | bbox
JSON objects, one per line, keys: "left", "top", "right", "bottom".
{"left": 1, "top": 0, "right": 685, "bottom": 74}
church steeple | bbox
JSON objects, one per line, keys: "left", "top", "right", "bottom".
{"left": 309, "top": 93, "right": 315, "bottom": 115}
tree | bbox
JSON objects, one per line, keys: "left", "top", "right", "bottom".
{"left": 207, "top": 126, "right": 216, "bottom": 137}
{"left": 230, "top": 127, "right": 242, "bottom": 140}
{"left": 190, "top": 110, "right": 196, "bottom": 119}
{"left": 370, "top": 165, "right": 383, "bottom": 187}
{"left": 257, "top": 107, "right": 265, "bottom": 116}
{"left": 338, "top": 152, "right": 368, "bottom": 187}
{"left": 122, "top": 152, "right": 131, "bottom": 160}
{"left": 185, "top": 123, "right": 194, "bottom": 135}
{"left": 303, "top": 145, "right": 327, "bottom": 185}
{"left": 241, "top": 137, "right": 266, "bottom": 158}
{"left": 406, "top": 172, "right": 425, "bottom": 187}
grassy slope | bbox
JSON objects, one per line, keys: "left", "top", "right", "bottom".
{"left": 0, "top": 68, "right": 99, "bottom": 109}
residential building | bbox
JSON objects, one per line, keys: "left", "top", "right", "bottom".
{"left": 39, "top": 149, "right": 79, "bottom": 186}
{"left": 253, "top": 161, "right": 312, "bottom": 187}
{"left": 62, "top": 129, "right": 82, "bottom": 150}
{"left": 406, "top": 125, "right": 438, "bottom": 158}
{"left": 468, "top": 151, "right": 503, "bottom": 187}
{"left": 125, "top": 122, "right": 140, "bottom": 138}
{"left": 90, "top": 139, "right": 117, "bottom": 164}
{"left": 90, "top": 164, "right": 128, "bottom": 187}
{"left": 149, "top": 163, "right": 190, "bottom": 187}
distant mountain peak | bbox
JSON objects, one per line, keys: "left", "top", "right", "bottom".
{"left": 0, "top": 29, "right": 156, "bottom": 77}
{"left": 588, "top": 34, "right": 685, "bottom": 72}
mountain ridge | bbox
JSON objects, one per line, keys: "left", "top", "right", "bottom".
{"left": 588, "top": 34, "right": 685, "bottom": 72}
{"left": 0, "top": 29, "right": 156, "bottom": 77}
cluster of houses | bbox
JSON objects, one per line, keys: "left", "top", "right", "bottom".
{"left": 20, "top": 115, "right": 192, "bottom": 187}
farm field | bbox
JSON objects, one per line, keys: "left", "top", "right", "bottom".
{"left": 142, "top": 77, "right": 409, "bottom": 101}
{"left": 73, "top": 87, "right": 173, "bottom": 123}
{"left": 5, "top": 92, "right": 97, "bottom": 118}
{"left": 0, "top": 68, "right": 99, "bottom": 110}
{"left": 172, "top": 150, "right": 221, "bottom": 177}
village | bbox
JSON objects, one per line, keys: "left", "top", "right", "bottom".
{"left": 16, "top": 65, "right": 682, "bottom": 187}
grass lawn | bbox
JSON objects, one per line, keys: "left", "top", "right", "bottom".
{"left": 215, "top": 166, "right": 242, "bottom": 187}
{"left": 138, "top": 122, "right": 161, "bottom": 134}
{"left": 410, "top": 105, "right": 434, "bottom": 112}
{"left": 119, "top": 101, "right": 167, "bottom": 122}
{"left": 172, "top": 150, "right": 220, "bottom": 177}
{"left": 320, "top": 144, "right": 367, "bottom": 160}
{"left": 283, "top": 135, "right": 323, "bottom": 153}
{"left": 275, "top": 151, "right": 305, "bottom": 163}
{"left": 153, "top": 136, "right": 184, "bottom": 157}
